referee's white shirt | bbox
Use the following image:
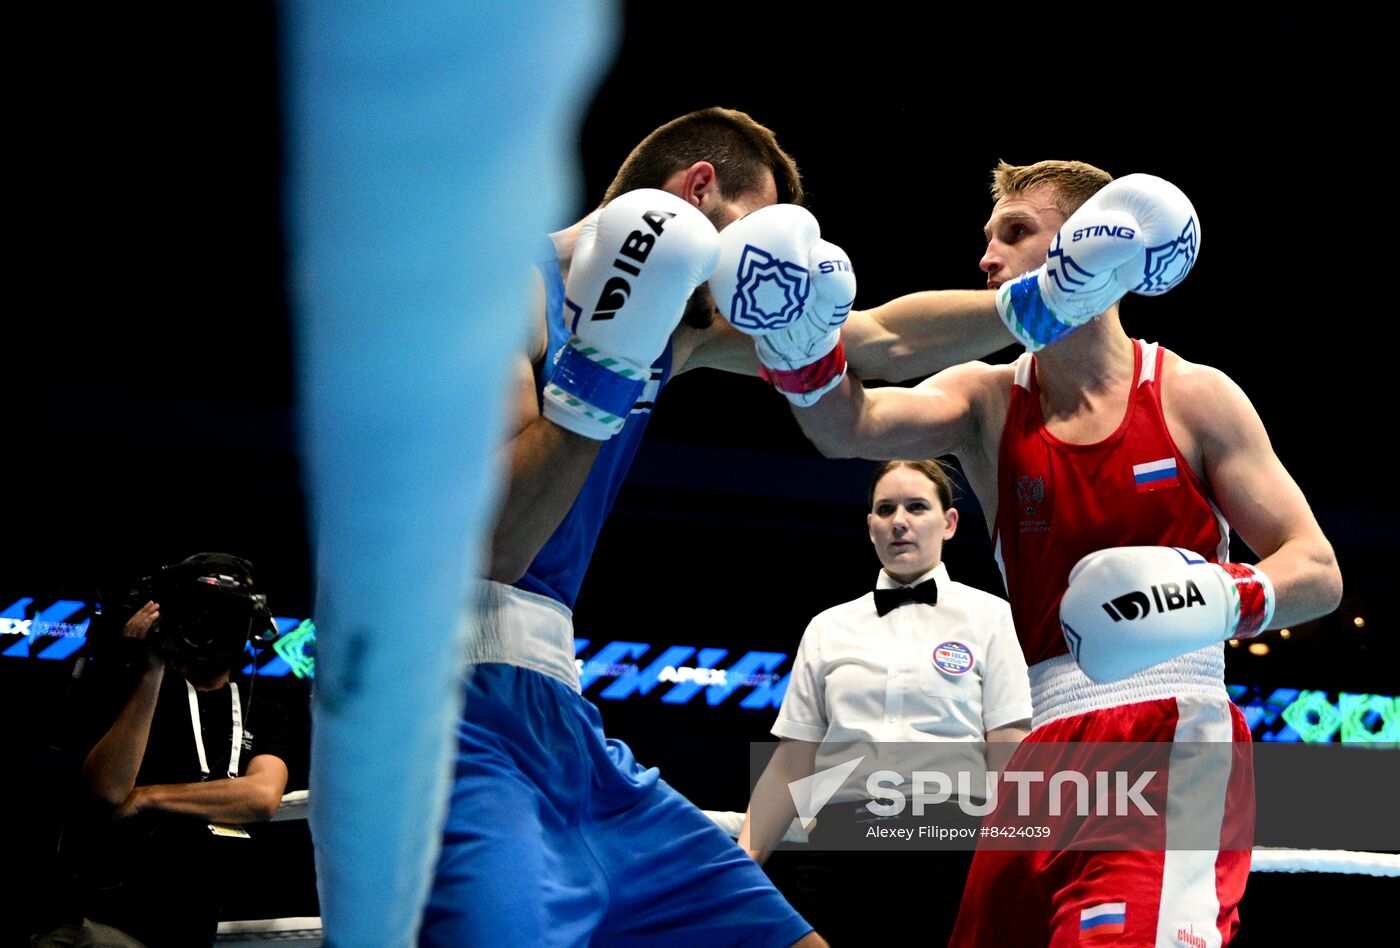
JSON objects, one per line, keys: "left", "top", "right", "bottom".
{"left": 772, "top": 562, "right": 1032, "bottom": 798}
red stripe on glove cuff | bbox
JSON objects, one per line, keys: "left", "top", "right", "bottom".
{"left": 1221, "top": 562, "right": 1270, "bottom": 639}
{"left": 758, "top": 341, "right": 847, "bottom": 396}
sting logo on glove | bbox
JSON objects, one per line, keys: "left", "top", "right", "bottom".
{"left": 1071, "top": 224, "right": 1136, "bottom": 242}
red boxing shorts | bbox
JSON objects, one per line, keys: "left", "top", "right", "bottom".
{"left": 950, "top": 694, "right": 1253, "bottom": 947}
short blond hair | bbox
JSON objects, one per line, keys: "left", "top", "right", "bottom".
{"left": 990, "top": 159, "right": 1113, "bottom": 216}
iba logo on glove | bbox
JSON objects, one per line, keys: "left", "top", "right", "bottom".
{"left": 591, "top": 208, "right": 679, "bottom": 321}
{"left": 1101, "top": 580, "right": 1206, "bottom": 622}
{"left": 726, "top": 245, "right": 811, "bottom": 330}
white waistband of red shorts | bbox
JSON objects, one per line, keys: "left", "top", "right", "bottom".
{"left": 463, "top": 581, "right": 580, "bottom": 692}
{"left": 1028, "top": 645, "right": 1227, "bottom": 729}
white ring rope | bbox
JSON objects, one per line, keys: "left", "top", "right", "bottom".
{"left": 213, "top": 796, "right": 1397, "bottom": 942}
{"left": 1249, "top": 847, "right": 1400, "bottom": 877}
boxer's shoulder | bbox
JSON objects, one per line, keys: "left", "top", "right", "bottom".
{"left": 977, "top": 360, "right": 1019, "bottom": 387}
{"left": 960, "top": 360, "right": 1017, "bottom": 430}
{"left": 1157, "top": 349, "right": 1278, "bottom": 493}
{"left": 1159, "top": 345, "right": 1233, "bottom": 385}
{"left": 923, "top": 358, "right": 1016, "bottom": 397}
{"left": 907, "top": 360, "right": 1015, "bottom": 474}
{"left": 1159, "top": 349, "right": 1253, "bottom": 434}
{"left": 902, "top": 360, "right": 1014, "bottom": 432}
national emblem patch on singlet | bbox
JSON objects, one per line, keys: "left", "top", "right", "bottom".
{"left": 1016, "top": 473, "right": 1050, "bottom": 534}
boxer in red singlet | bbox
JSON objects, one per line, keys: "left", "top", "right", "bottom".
{"left": 716, "top": 160, "right": 1342, "bottom": 946}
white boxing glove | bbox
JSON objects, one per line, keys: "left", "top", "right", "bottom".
{"left": 1060, "top": 546, "right": 1274, "bottom": 683}
{"left": 708, "top": 204, "right": 856, "bottom": 406}
{"left": 544, "top": 188, "right": 721, "bottom": 439}
{"left": 997, "top": 174, "right": 1201, "bottom": 351}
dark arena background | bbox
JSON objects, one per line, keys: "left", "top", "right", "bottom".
{"left": 12, "top": 4, "right": 1396, "bottom": 944}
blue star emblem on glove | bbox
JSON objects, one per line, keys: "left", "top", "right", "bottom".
{"left": 728, "top": 245, "right": 810, "bottom": 330}
{"left": 1135, "top": 216, "right": 1199, "bottom": 294}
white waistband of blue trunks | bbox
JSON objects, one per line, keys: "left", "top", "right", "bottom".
{"left": 1028, "top": 644, "right": 1227, "bottom": 730}
{"left": 464, "top": 581, "right": 580, "bottom": 692}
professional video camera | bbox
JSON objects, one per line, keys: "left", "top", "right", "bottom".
{"left": 143, "top": 553, "right": 279, "bottom": 666}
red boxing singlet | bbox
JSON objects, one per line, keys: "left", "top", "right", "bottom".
{"left": 993, "top": 340, "right": 1229, "bottom": 667}
{"left": 958, "top": 341, "right": 1254, "bottom": 948}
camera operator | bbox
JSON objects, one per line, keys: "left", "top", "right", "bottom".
{"left": 39, "top": 553, "right": 292, "bottom": 948}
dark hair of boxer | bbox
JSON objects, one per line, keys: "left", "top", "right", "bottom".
{"left": 605, "top": 107, "right": 803, "bottom": 207}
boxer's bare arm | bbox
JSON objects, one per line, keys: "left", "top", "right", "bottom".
{"left": 1172, "top": 360, "right": 1343, "bottom": 626}
{"left": 673, "top": 291, "right": 1010, "bottom": 381}
{"left": 793, "top": 361, "right": 1001, "bottom": 463}
{"left": 485, "top": 277, "right": 603, "bottom": 583}
{"left": 671, "top": 317, "right": 760, "bottom": 376}
{"left": 840, "top": 291, "right": 1012, "bottom": 381}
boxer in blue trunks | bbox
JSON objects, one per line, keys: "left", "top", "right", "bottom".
{"left": 420, "top": 107, "right": 1035, "bottom": 946}
{"left": 418, "top": 108, "right": 822, "bottom": 947}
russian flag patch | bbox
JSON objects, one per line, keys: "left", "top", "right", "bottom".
{"left": 1080, "top": 902, "right": 1126, "bottom": 939}
{"left": 1133, "top": 457, "right": 1179, "bottom": 492}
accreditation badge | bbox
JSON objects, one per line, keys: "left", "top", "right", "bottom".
{"left": 932, "top": 641, "right": 973, "bottom": 677}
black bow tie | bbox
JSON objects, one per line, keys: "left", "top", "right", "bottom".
{"left": 874, "top": 578, "right": 939, "bottom": 616}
